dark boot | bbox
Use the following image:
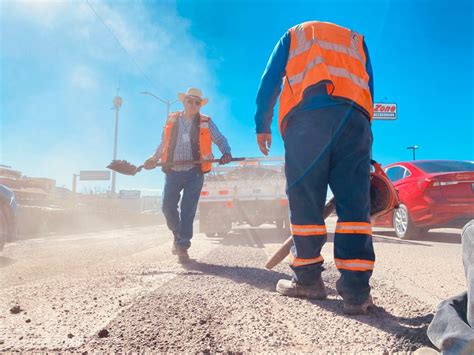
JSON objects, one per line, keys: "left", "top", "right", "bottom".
{"left": 343, "top": 295, "right": 374, "bottom": 315}
{"left": 276, "top": 278, "right": 327, "bottom": 300}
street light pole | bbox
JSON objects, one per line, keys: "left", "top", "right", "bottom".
{"left": 111, "top": 93, "right": 123, "bottom": 195}
{"left": 407, "top": 145, "right": 419, "bottom": 161}
{"left": 140, "top": 91, "right": 179, "bottom": 118}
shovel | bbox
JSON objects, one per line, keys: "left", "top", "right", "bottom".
{"left": 107, "top": 158, "right": 246, "bottom": 176}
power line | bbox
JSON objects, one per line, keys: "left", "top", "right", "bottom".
{"left": 85, "top": 0, "right": 161, "bottom": 95}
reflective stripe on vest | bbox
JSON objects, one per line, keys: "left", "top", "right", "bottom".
{"left": 161, "top": 112, "right": 213, "bottom": 173}
{"left": 289, "top": 33, "right": 364, "bottom": 62}
{"left": 334, "top": 258, "right": 374, "bottom": 271}
{"left": 335, "top": 222, "right": 372, "bottom": 235}
{"left": 278, "top": 21, "right": 373, "bottom": 135}
{"left": 290, "top": 223, "right": 327, "bottom": 236}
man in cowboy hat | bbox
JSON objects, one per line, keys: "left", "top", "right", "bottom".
{"left": 144, "top": 88, "right": 232, "bottom": 263}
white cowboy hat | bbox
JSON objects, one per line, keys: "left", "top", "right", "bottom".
{"left": 178, "top": 87, "right": 209, "bottom": 106}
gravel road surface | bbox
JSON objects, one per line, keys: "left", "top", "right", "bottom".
{"left": 0, "top": 217, "right": 464, "bottom": 352}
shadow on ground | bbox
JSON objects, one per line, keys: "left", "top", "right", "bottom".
{"left": 180, "top": 259, "right": 434, "bottom": 350}
{"left": 181, "top": 259, "right": 289, "bottom": 292}
{"left": 308, "top": 295, "right": 434, "bottom": 349}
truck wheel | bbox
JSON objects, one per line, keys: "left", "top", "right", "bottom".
{"left": 205, "top": 232, "right": 217, "bottom": 238}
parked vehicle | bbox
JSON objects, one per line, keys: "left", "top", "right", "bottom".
{"left": 373, "top": 160, "right": 474, "bottom": 239}
{"left": 0, "top": 184, "right": 18, "bottom": 251}
{"left": 198, "top": 158, "right": 289, "bottom": 237}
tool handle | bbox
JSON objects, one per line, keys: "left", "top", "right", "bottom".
{"left": 264, "top": 197, "right": 336, "bottom": 270}
{"left": 156, "top": 157, "right": 245, "bottom": 167}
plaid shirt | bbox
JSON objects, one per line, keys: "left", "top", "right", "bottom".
{"left": 155, "top": 113, "right": 231, "bottom": 171}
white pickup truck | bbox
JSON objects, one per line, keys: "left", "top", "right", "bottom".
{"left": 198, "top": 157, "right": 290, "bottom": 237}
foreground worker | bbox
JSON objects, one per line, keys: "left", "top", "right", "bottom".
{"left": 254, "top": 21, "right": 375, "bottom": 314}
{"left": 144, "top": 88, "right": 232, "bottom": 263}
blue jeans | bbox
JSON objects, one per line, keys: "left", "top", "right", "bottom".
{"left": 284, "top": 104, "right": 374, "bottom": 305}
{"left": 162, "top": 167, "right": 204, "bottom": 250}
{"left": 427, "top": 221, "right": 474, "bottom": 353}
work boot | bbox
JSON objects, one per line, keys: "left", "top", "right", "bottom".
{"left": 343, "top": 295, "right": 374, "bottom": 315}
{"left": 176, "top": 248, "right": 190, "bottom": 264}
{"left": 276, "top": 278, "right": 327, "bottom": 300}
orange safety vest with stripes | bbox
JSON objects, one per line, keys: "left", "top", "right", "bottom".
{"left": 279, "top": 21, "right": 373, "bottom": 135}
{"left": 160, "top": 112, "right": 213, "bottom": 174}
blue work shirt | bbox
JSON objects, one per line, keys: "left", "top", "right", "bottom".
{"left": 254, "top": 30, "right": 374, "bottom": 134}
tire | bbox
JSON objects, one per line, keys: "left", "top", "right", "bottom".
{"left": 392, "top": 204, "right": 422, "bottom": 240}
{"left": 205, "top": 232, "right": 217, "bottom": 238}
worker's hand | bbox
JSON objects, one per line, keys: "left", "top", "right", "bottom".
{"left": 144, "top": 156, "right": 159, "bottom": 170}
{"left": 219, "top": 153, "right": 232, "bottom": 165}
{"left": 257, "top": 133, "right": 272, "bottom": 156}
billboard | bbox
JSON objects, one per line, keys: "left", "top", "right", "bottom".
{"left": 373, "top": 103, "right": 397, "bottom": 120}
{"left": 79, "top": 170, "right": 111, "bottom": 181}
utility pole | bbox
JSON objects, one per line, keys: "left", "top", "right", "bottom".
{"left": 140, "top": 91, "right": 179, "bottom": 118}
{"left": 407, "top": 145, "right": 419, "bottom": 161}
{"left": 111, "top": 91, "right": 123, "bottom": 195}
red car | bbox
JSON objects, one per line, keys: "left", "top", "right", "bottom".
{"left": 373, "top": 160, "right": 474, "bottom": 239}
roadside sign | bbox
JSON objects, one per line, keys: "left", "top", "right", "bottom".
{"left": 79, "top": 170, "right": 111, "bottom": 181}
{"left": 119, "top": 190, "right": 141, "bottom": 199}
{"left": 373, "top": 103, "right": 397, "bottom": 120}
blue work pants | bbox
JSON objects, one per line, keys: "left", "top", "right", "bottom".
{"left": 284, "top": 104, "right": 375, "bottom": 305}
{"left": 162, "top": 167, "right": 204, "bottom": 250}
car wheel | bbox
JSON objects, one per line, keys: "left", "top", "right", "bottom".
{"left": 393, "top": 204, "right": 421, "bottom": 240}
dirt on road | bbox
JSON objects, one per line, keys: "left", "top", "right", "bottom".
{"left": 0, "top": 218, "right": 465, "bottom": 353}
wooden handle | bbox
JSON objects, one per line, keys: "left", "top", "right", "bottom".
{"left": 265, "top": 237, "right": 293, "bottom": 270}
{"left": 264, "top": 197, "right": 336, "bottom": 270}
{"left": 156, "top": 157, "right": 246, "bottom": 167}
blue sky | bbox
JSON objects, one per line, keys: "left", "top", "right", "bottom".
{"left": 1, "top": 0, "right": 473, "bottom": 195}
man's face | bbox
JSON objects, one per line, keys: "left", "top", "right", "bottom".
{"left": 183, "top": 96, "right": 202, "bottom": 115}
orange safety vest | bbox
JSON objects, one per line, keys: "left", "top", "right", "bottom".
{"left": 161, "top": 112, "right": 213, "bottom": 173}
{"left": 279, "top": 21, "right": 373, "bottom": 134}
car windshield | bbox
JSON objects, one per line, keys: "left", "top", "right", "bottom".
{"left": 413, "top": 161, "right": 474, "bottom": 173}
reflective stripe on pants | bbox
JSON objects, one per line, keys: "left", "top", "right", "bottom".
{"left": 284, "top": 104, "right": 374, "bottom": 302}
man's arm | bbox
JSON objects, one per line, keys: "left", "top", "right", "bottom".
{"left": 209, "top": 120, "right": 232, "bottom": 164}
{"left": 209, "top": 120, "right": 231, "bottom": 155}
{"left": 254, "top": 31, "right": 290, "bottom": 134}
